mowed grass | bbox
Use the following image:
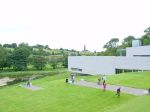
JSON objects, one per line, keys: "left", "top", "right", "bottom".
{"left": 108, "top": 71, "right": 150, "bottom": 89}
{"left": 0, "top": 74, "right": 134, "bottom": 112}
{"left": 77, "top": 71, "right": 150, "bottom": 89}
{"left": 108, "top": 95, "right": 150, "bottom": 112}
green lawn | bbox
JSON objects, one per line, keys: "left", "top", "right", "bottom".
{"left": 108, "top": 71, "right": 150, "bottom": 89}
{"left": 0, "top": 74, "right": 134, "bottom": 112}
{"left": 77, "top": 71, "right": 150, "bottom": 89}
{"left": 108, "top": 95, "right": 150, "bottom": 112}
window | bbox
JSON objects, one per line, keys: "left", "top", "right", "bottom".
{"left": 71, "top": 68, "right": 82, "bottom": 72}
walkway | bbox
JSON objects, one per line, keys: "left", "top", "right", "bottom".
{"left": 73, "top": 81, "right": 148, "bottom": 96}
{"left": 20, "top": 84, "right": 43, "bottom": 91}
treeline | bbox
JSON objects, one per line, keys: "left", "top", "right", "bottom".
{"left": 0, "top": 42, "right": 99, "bottom": 71}
{"left": 99, "top": 27, "right": 150, "bottom": 56}
{"left": 0, "top": 43, "right": 50, "bottom": 49}
{"left": 0, "top": 43, "right": 69, "bottom": 71}
{"left": 1, "top": 27, "right": 150, "bottom": 71}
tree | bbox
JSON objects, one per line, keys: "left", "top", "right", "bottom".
{"left": 0, "top": 47, "right": 13, "bottom": 70}
{"left": 121, "top": 36, "right": 135, "bottom": 48}
{"left": 45, "top": 45, "right": 50, "bottom": 49}
{"left": 29, "top": 55, "right": 47, "bottom": 70}
{"left": 103, "top": 38, "right": 119, "bottom": 56}
{"left": 33, "top": 44, "right": 45, "bottom": 49}
{"left": 11, "top": 43, "right": 17, "bottom": 48}
{"left": 62, "top": 54, "right": 68, "bottom": 68}
{"left": 3, "top": 44, "right": 12, "bottom": 48}
{"left": 5, "top": 52, "right": 13, "bottom": 69}
{"left": 19, "top": 42, "right": 32, "bottom": 51}
{"left": 103, "top": 38, "right": 119, "bottom": 49}
{"left": 144, "top": 27, "right": 150, "bottom": 35}
{"left": 12, "top": 47, "right": 30, "bottom": 70}
{"left": 0, "top": 47, "right": 7, "bottom": 70}
{"left": 141, "top": 27, "right": 150, "bottom": 45}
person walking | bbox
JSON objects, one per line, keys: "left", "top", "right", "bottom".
{"left": 27, "top": 80, "right": 30, "bottom": 87}
{"left": 116, "top": 88, "right": 121, "bottom": 96}
{"left": 103, "top": 80, "right": 106, "bottom": 91}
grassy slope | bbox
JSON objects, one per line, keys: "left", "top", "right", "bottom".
{"left": 108, "top": 95, "right": 150, "bottom": 112}
{"left": 77, "top": 71, "right": 150, "bottom": 89}
{"left": 76, "top": 72, "right": 150, "bottom": 112}
{"left": 108, "top": 71, "right": 150, "bottom": 89}
{"left": 0, "top": 74, "right": 134, "bottom": 112}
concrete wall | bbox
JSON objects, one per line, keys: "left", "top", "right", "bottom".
{"left": 126, "top": 46, "right": 150, "bottom": 57}
{"left": 68, "top": 56, "right": 150, "bottom": 75}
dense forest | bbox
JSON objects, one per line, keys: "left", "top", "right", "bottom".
{"left": 0, "top": 27, "right": 150, "bottom": 71}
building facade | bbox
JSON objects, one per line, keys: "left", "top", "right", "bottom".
{"left": 68, "top": 45, "right": 150, "bottom": 75}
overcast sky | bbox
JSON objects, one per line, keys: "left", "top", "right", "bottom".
{"left": 0, "top": 0, "right": 150, "bottom": 51}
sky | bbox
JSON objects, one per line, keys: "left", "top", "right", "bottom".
{"left": 0, "top": 0, "right": 150, "bottom": 52}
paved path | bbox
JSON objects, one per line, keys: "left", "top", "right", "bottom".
{"left": 73, "top": 81, "right": 148, "bottom": 96}
{"left": 20, "top": 84, "right": 43, "bottom": 91}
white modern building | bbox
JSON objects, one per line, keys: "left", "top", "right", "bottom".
{"left": 68, "top": 43, "right": 150, "bottom": 75}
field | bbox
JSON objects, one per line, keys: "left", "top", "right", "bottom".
{"left": 0, "top": 71, "right": 150, "bottom": 112}
{"left": 0, "top": 73, "right": 133, "bottom": 112}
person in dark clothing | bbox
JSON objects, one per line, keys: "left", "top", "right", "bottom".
{"left": 116, "top": 88, "right": 121, "bottom": 96}
{"left": 27, "top": 80, "right": 30, "bottom": 87}
{"left": 148, "top": 88, "right": 150, "bottom": 95}
{"left": 102, "top": 80, "right": 106, "bottom": 91}
{"left": 65, "top": 77, "right": 69, "bottom": 83}
{"left": 103, "top": 80, "right": 106, "bottom": 85}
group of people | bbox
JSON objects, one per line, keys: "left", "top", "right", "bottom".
{"left": 102, "top": 76, "right": 107, "bottom": 92}
{"left": 97, "top": 75, "right": 107, "bottom": 90}
{"left": 97, "top": 75, "right": 121, "bottom": 96}
{"left": 65, "top": 74, "right": 75, "bottom": 83}
{"left": 65, "top": 74, "right": 121, "bottom": 96}
{"left": 97, "top": 75, "right": 106, "bottom": 85}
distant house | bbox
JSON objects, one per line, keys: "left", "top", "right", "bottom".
{"left": 68, "top": 41, "right": 150, "bottom": 75}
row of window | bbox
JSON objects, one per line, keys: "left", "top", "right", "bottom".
{"left": 71, "top": 68, "right": 82, "bottom": 72}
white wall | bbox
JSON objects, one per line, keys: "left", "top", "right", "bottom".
{"left": 68, "top": 56, "right": 150, "bottom": 75}
{"left": 126, "top": 46, "right": 150, "bottom": 57}
{"left": 115, "top": 57, "right": 150, "bottom": 70}
{"left": 68, "top": 56, "right": 115, "bottom": 75}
